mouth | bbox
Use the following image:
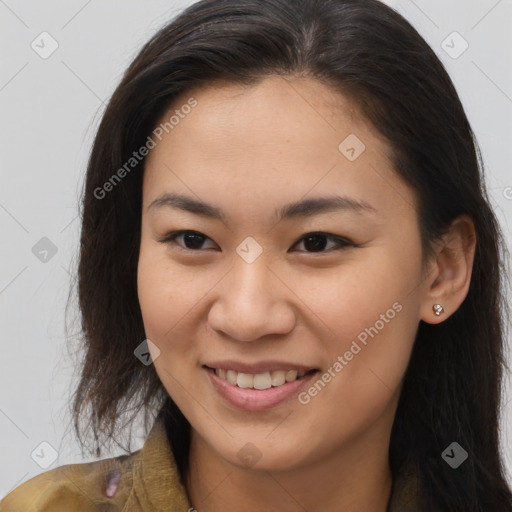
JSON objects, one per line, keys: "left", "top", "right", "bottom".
{"left": 203, "top": 365, "right": 318, "bottom": 390}
{"left": 203, "top": 364, "right": 320, "bottom": 411}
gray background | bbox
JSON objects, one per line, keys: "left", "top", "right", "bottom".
{"left": 1, "top": 0, "right": 511, "bottom": 497}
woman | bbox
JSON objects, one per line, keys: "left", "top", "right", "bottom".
{"left": 2, "top": 0, "right": 511, "bottom": 510}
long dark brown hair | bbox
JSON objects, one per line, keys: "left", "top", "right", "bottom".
{"left": 69, "top": 0, "right": 512, "bottom": 509}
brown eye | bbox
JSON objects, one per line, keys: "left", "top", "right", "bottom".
{"left": 292, "top": 232, "right": 353, "bottom": 253}
{"left": 159, "top": 230, "right": 217, "bottom": 251}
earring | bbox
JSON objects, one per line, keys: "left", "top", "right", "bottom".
{"left": 433, "top": 304, "right": 444, "bottom": 316}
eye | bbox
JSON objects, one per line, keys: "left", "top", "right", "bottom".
{"left": 292, "top": 232, "right": 354, "bottom": 253}
{"left": 158, "top": 230, "right": 217, "bottom": 251}
{"left": 159, "top": 230, "right": 354, "bottom": 253}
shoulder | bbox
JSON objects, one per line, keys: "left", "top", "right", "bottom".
{"left": 0, "top": 414, "right": 191, "bottom": 512}
{"left": 0, "top": 450, "right": 140, "bottom": 512}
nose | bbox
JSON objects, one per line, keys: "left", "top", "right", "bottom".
{"left": 207, "top": 257, "right": 296, "bottom": 342}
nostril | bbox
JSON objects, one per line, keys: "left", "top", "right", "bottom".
{"left": 105, "top": 469, "right": 122, "bottom": 498}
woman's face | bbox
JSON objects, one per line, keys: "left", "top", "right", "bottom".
{"left": 138, "top": 76, "right": 429, "bottom": 471}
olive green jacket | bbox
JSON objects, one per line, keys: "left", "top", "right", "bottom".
{"left": 0, "top": 416, "right": 423, "bottom": 511}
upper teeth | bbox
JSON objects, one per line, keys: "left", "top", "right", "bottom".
{"left": 214, "top": 368, "right": 308, "bottom": 389}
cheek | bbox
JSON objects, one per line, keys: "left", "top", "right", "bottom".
{"left": 296, "top": 249, "right": 418, "bottom": 341}
{"left": 136, "top": 241, "right": 218, "bottom": 368}
{"left": 136, "top": 245, "right": 212, "bottom": 427}
{"left": 302, "top": 242, "right": 422, "bottom": 393}
{"left": 137, "top": 256, "right": 172, "bottom": 338}
{"left": 137, "top": 242, "right": 191, "bottom": 344}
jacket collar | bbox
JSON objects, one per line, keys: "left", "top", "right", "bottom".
{"left": 128, "top": 415, "right": 191, "bottom": 511}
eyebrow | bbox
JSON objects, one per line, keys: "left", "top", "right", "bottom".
{"left": 147, "top": 192, "right": 377, "bottom": 222}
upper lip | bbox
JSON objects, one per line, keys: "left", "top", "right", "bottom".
{"left": 203, "top": 360, "right": 318, "bottom": 374}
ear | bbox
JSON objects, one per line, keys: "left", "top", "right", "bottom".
{"left": 420, "top": 214, "right": 477, "bottom": 324}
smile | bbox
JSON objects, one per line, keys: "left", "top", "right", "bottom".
{"left": 203, "top": 365, "right": 319, "bottom": 411}
{"left": 208, "top": 367, "right": 315, "bottom": 390}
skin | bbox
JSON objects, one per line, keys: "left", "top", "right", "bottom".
{"left": 137, "top": 75, "right": 476, "bottom": 512}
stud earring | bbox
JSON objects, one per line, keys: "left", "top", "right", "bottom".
{"left": 433, "top": 304, "right": 444, "bottom": 316}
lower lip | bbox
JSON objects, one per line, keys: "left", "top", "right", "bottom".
{"left": 204, "top": 367, "right": 318, "bottom": 411}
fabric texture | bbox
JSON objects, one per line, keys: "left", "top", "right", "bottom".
{"left": 1, "top": 415, "right": 423, "bottom": 511}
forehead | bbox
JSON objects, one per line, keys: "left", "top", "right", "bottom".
{"left": 142, "top": 76, "right": 414, "bottom": 223}
{"left": 154, "top": 75, "right": 383, "bottom": 150}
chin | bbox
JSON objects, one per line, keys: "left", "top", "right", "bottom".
{"left": 212, "top": 436, "right": 313, "bottom": 473}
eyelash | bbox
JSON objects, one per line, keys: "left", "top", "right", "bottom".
{"left": 158, "top": 230, "right": 355, "bottom": 254}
